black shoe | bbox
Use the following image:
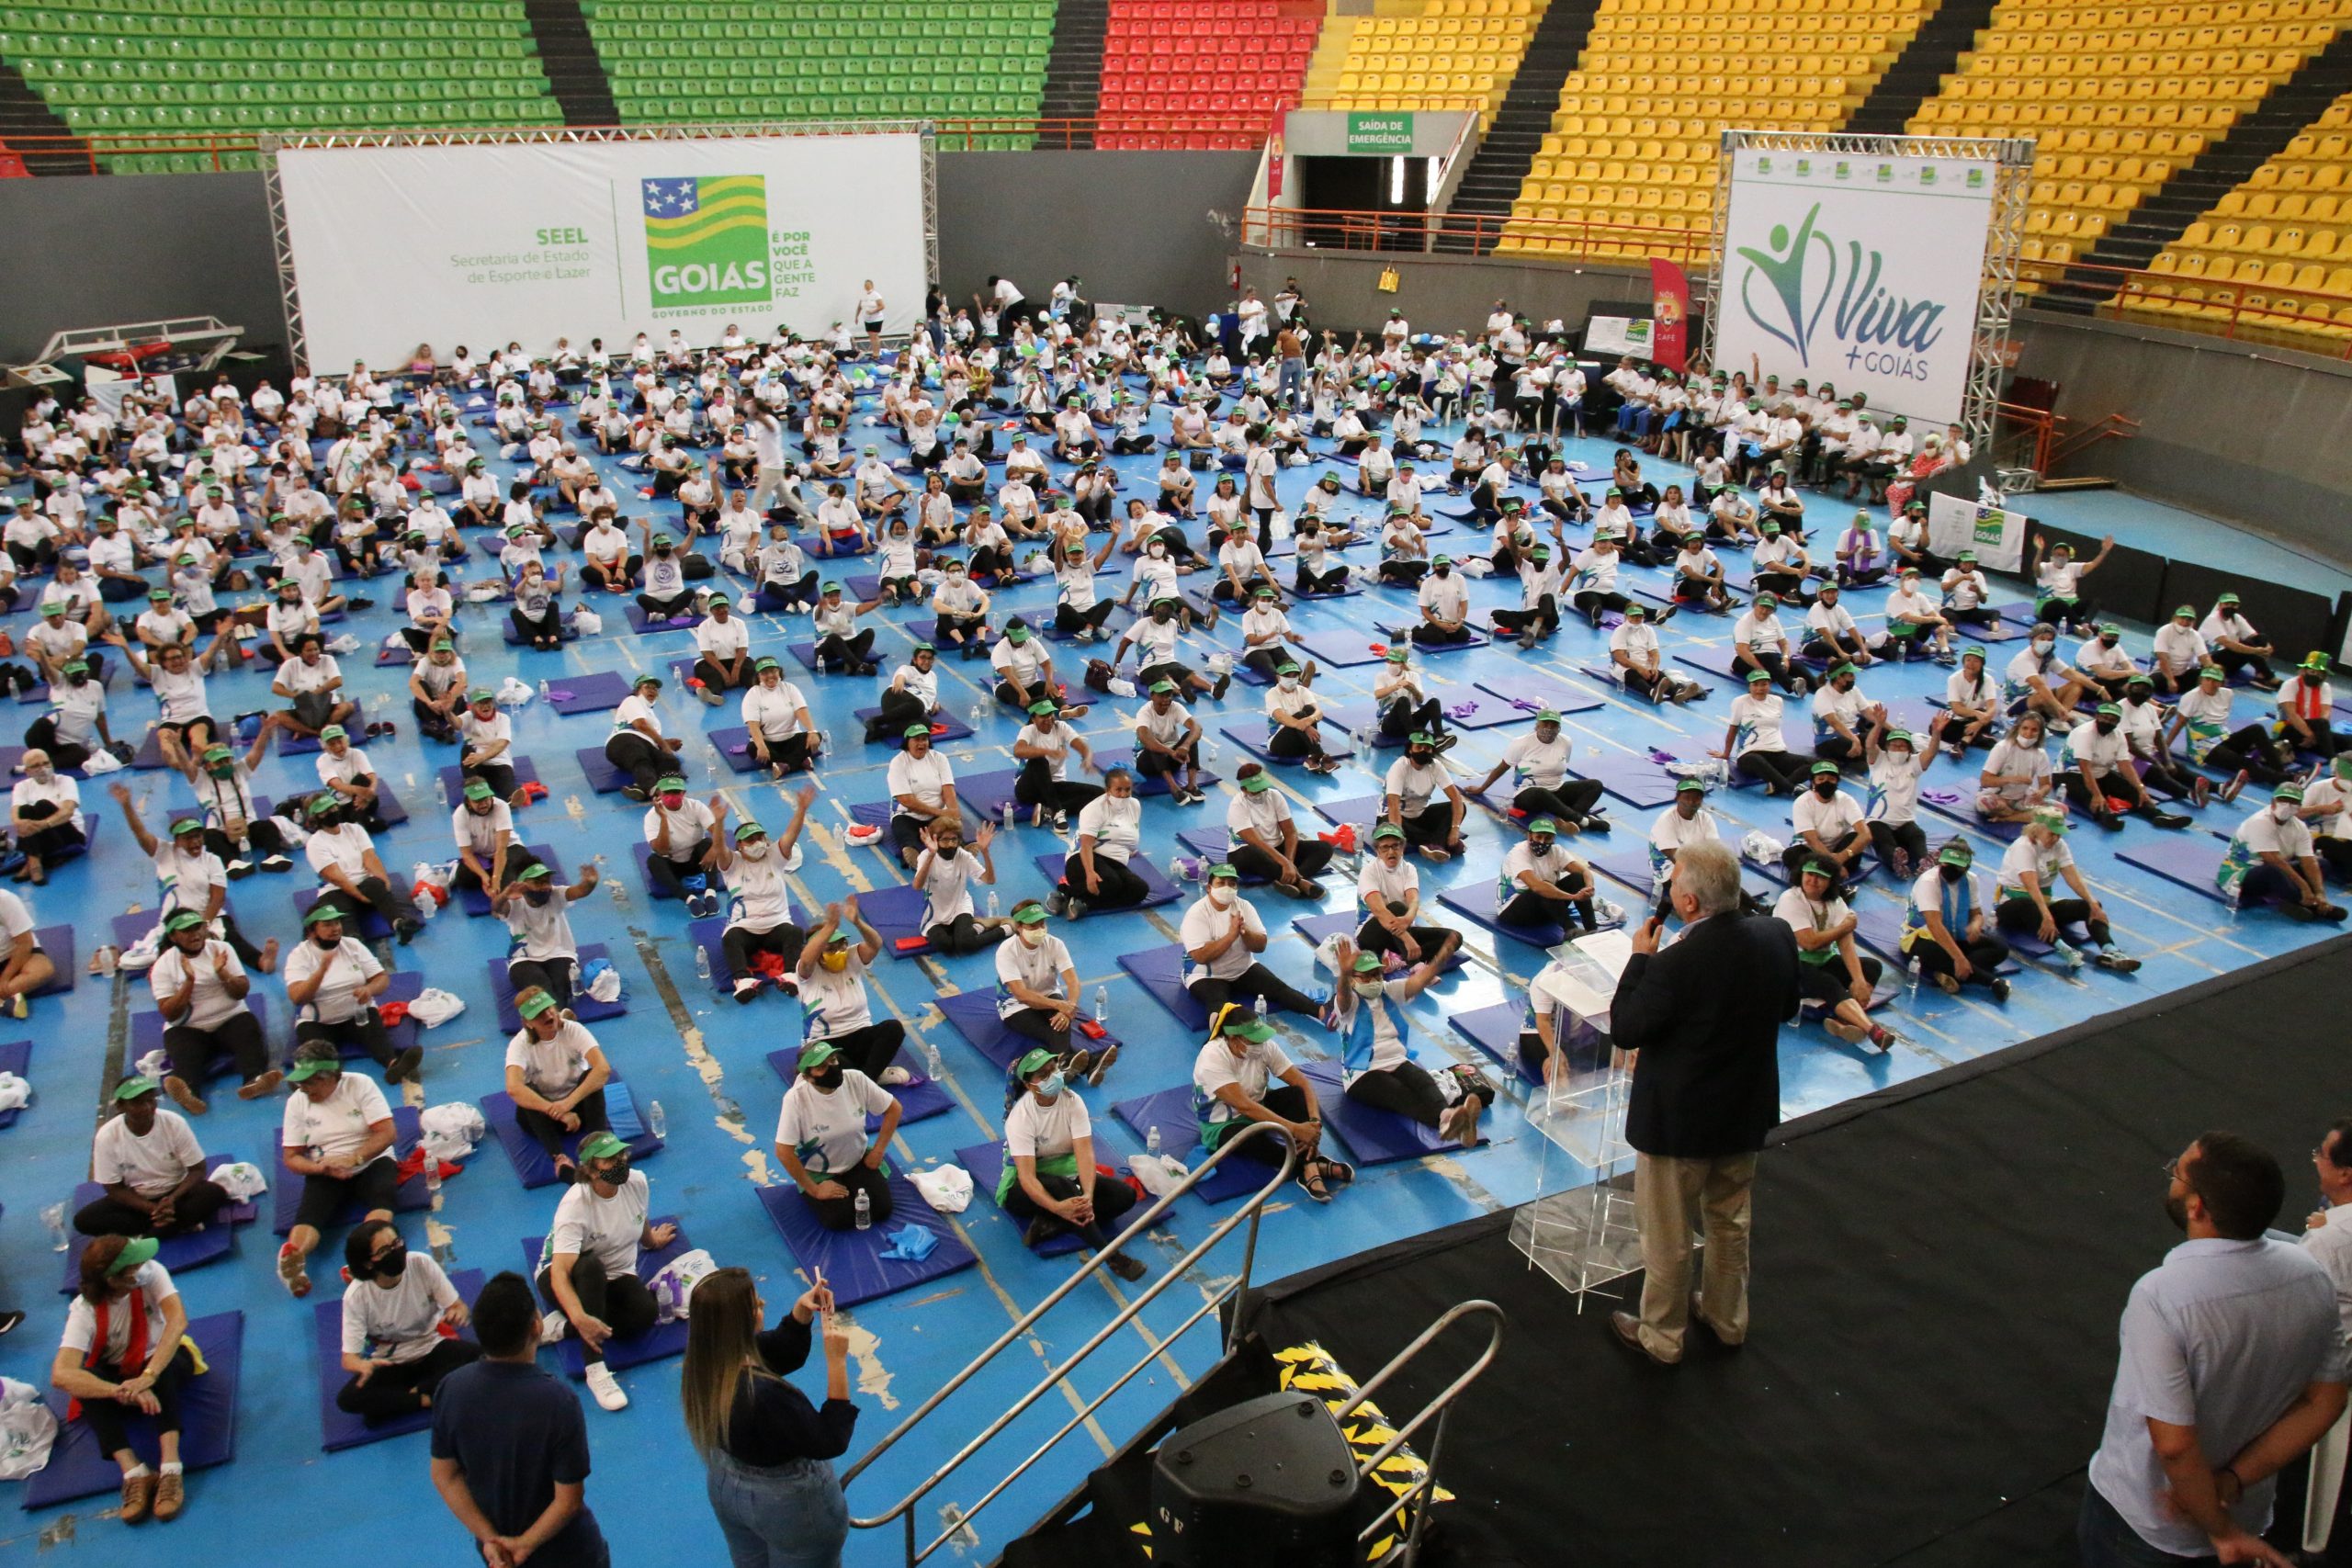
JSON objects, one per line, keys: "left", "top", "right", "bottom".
{"left": 1103, "top": 1252, "right": 1146, "bottom": 1281}
{"left": 0, "top": 1311, "right": 23, "bottom": 1337}
{"left": 394, "top": 917, "right": 424, "bottom": 945}
{"left": 1432, "top": 731, "right": 1458, "bottom": 753}
{"left": 388, "top": 1045, "right": 424, "bottom": 1083}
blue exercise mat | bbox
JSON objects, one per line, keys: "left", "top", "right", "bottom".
{"left": 1374, "top": 624, "right": 1489, "bottom": 656}
{"left": 1116, "top": 942, "right": 1252, "bottom": 1032}
{"left": 762, "top": 1048, "right": 954, "bottom": 1130}
{"left": 1571, "top": 750, "right": 1684, "bottom": 809}
{"left": 502, "top": 617, "right": 582, "bottom": 646}
{"left": 1310, "top": 793, "right": 1387, "bottom": 828}
{"left": 630, "top": 840, "right": 726, "bottom": 902}
{"left": 544, "top": 671, "right": 631, "bottom": 715}
{"left": 1293, "top": 1058, "right": 1454, "bottom": 1164}
{"left": 1108, "top": 1088, "right": 1271, "bottom": 1204}
{"left": 520, "top": 1221, "right": 695, "bottom": 1376}
{"left": 1290, "top": 627, "right": 1388, "bottom": 669}
{"left": 272, "top": 1106, "right": 430, "bottom": 1235}
{"left": 1473, "top": 675, "right": 1607, "bottom": 717}
{"left": 574, "top": 745, "right": 632, "bottom": 793}
{"left": 28, "top": 924, "right": 72, "bottom": 997}
{"left": 0, "top": 1039, "right": 26, "bottom": 1129}
{"left": 254, "top": 790, "right": 408, "bottom": 829}
{"left": 1032, "top": 850, "right": 1184, "bottom": 910}
{"left": 435, "top": 754, "right": 542, "bottom": 801}
{"left": 490, "top": 942, "right": 628, "bottom": 1031}
{"left": 1435, "top": 880, "right": 1569, "bottom": 949}
{"left": 841, "top": 881, "right": 935, "bottom": 958}
{"left": 314, "top": 1269, "right": 483, "bottom": 1451}
{"left": 1044, "top": 606, "right": 1136, "bottom": 645}
{"left": 938, "top": 766, "right": 1024, "bottom": 827}
{"left": 935, "top": 987, "right": 1120, "bottom": 1073}
{"left": 1448, "top": 1000, "right": 1537, "bottom": 1085}
{"left": 458, "top": 845, "right": 563, "bottom": 916}
{"left": 1174, "top": 826, "right": 1259, "bottom": 878}
{"left": 374, "top": 644, "right": 415, "bottom": 667}
{"left": 1317, "top": 702, "right": 1408, "bottom": 749}
{"left": 954, "top": 1141, "right": 1084, "bottom": 1255}
{"left": 754, "top": 1178, "right": 976, "bottom": 1307}
{"left": 1090, "top": 748, "right": 1219, "bottom": 797}
{"left": 1672, "top": 642, "right": 1755, "bottom": 683}
{"left": 23, "top": 1311, "right": 243, "bottom": 1507}
{"left": 1918, "top": 795, "right": 2025, "bottom": 842}
{"left": 57, "top": 1153, "right": 257, "bottom": 1292}
{"left": 2118, "top": 834, "right": 2230, "bottom": 902}
{"left": 682, "top": 910, "right": 814, "bottom": 995}
{"left": 480, "top": 1078, "right": 662, "bottom": 1190}
{"left": 854, "top": 705, "right": 974, "bottom": 744}
{"left": 625, "top": 604, "right": 705, "bottom": 634}
{"left": 1218, "top": 722, "right": 1356, "bottom": 768}
{"left": 704, "top": 724, "right": 771, "bottom": 774}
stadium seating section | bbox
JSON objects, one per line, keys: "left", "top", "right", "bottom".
{"left": 2130, "top": 90, "right": 2352, "bottom": 339}
{"left": 583, "top": 0, "right": 1052, "bottom": 148}
{"left": 1098, "top": 0, "right": 1318, "bottom": 151}
{"left": 1912, "top": 0, "right": 2346, "bottom": 297}
{"left": 1301, "top": 0, "right": 1543, "bottom": 130}
{"left": 0, "top": 0, "right": 561, "bottom": 171}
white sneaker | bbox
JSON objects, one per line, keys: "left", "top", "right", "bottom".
{"left": 583, "top": 1362, "right": 628, "bottom": 1412}
{"left": 539, "top": 1310, "right": 569, "bottom": 1346}
{"left": 227, "top": 858, "right": 253, "bottom": 876}
{"left": 261, "top": 853, "right": 293, "bottom": 872}
{"left": 878, "top": 1065, "right": 913, "bottom": 1086}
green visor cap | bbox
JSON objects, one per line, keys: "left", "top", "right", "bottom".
{"left": 109, "top": 1236, "right": 162, "bottom": 1275}
{"left": 113, "top": 1075, "right": 163, "bottom": 1101}
{"left": 576, "top": 1130, "right": 629, "bottom": 1160}
{"left": 1371, "top": 824, "right": 1406, "bottom": 841}
{"left": 162, "top": 909, "right": 208, "bottom": 934}
{"left": 1027, "top": 699, "right": 1057, "bottom": 716}
{"left": 462, "top": 779, "right": 493, "bottom": 801}
{"left": 1675, "top": 777, "right": 1706, "bottom": 794}
{"left": 1011, "top": 902, "right": 1051, "bottom": 925}
{"left": 1240, "top": 773, "right": 1273, "bottom": 793}
{"left": 516, "top": 990, "right": 559, "bottom": 1021}
{"left": 1013, "top": 1047, "right": 1057, "bottom": 1079}
{"left": 1937, "top": 843, "right": 1973, "bottom": 867}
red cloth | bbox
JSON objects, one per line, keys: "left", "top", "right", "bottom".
{"left": 65, "top": 1292, "right": 150, "bottom": 1422}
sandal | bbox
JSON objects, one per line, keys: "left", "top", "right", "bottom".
{"left": 1322, "top": 1158, "right": 1357, "bottom": 1187}
{"left": 1295, "top": 1163, "right": 1333, "bottom": 1203}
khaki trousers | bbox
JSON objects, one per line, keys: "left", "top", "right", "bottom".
{"left": 1634, "top": 1149, "right": 1758, "bottom": 1361}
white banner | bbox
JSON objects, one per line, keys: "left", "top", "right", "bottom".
{"left": 1715, "top": 149, "right": 1996, "bottom": 431}
{"left": 1927, "top": 491, "right": 2026, "bottom": 574}
{"left": 276, "top": 133, "right": 926, "bottom": 372}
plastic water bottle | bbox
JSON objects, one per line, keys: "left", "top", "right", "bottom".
{"left": 693, "top": 943, "right": 711, "bottom": 981}
{"left": 986, "top": 890, "right": 1000, "bottom": 919}
{"left": 40, "top": 1202, "right": 66, "bottom": 1253}
{"left": 648, "top": 1100, "right": 666, "bottom": 1139}
{"left": 424, "top": 1156, "right": 443, "bottom": 1198}
{"left": 1906, "top": 954, "right": 1922, "bottom": 998}
{"left": 1001, "top": 800, "right": 1013, "bottom": 832}
{"left": 1094, "top": 985, "right": 1108, "bottom": 1026}
{"left": 433, "top": 773, "right": 447, "bottom": 807}
{"left": 537, "top": 678, "right": 549, "bottom": 701}
{"left": 853, "top": 1187, "right": 872, "bottom": 1231}
{"left": 1147, "top": 1124, "right": 1161, "bottom": 1156}
{"left": 921, "top": 1039, "right": 943, "bottom": 1080}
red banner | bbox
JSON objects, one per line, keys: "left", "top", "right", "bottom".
{"left": 1649, "top": 257, "right": 1690, "bottom": 370}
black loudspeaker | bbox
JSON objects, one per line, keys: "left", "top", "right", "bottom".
{"left": 1148, "top": 1392, "right": 1360, "bottom": 1568}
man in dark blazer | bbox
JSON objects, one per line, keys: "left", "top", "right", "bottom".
{"left": 1606, "top": 838, "right": 1800, "bottom": 1364}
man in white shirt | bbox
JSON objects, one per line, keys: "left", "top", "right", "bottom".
{"left": 75, "top": 1072, "right": 243, "bottom": 1236}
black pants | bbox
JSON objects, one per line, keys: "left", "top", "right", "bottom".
{"left": 9, "top": 797, "right": 84, "bottom": 863}
{"left": 865, "top": 687, "right": 928, "bottom": 742}
{"left": 1911, "top": 930, "right": 2012, "bottom": 989}
{"left": 1741, "top": 649, "right": 1807, "bottom": 694}
{"left": 1410, "top": 620, "right": 1472, "bottom": 646}
{"left": 933, "top": 612, "right": 987, "bottom": 647}
{"left": 1783, "top": 828, "right": 1866, "bottom": 890}
{"left": 1512, "top": 781, "right": 1604, "bottom": 825}
{"left": 751, "top": 730, "right": 813, "bottom": 773}
{"left": 1346, "top": 1058, "right": 1494, "bottom": 1130}
{"left": 638, "top": 588, "right": 694, "bottom": 617}
{"left": 1865, "top": 818, "right": 1929, "bottom": 871}
{"left": 1054, "top": 601, "right": 1115, "bottom": 637}
{"left": 463, "top": 758, "right": 517, "bottom": 798}
{"left": 320, "top": 874, "right": 420, "bottom": 932}
{"left": 1736, "top": 750, "right": 1814, "bottom": 793}
{"left": 1499, "top": 879, "right": 1598, "bottom": 932}
{"left": 163, "top": 1011, "right": 271, "bottom": 1091}
{"left": 1377, "top": 559, "right": 1428, "bottom": 587}
{"left": 1796, "top": 955, "right": 1883, "bottom": 1009}
{"left": 202, "top": 818, "right": 288, "bottom": 865}
{"left": 1378, "top": 696, "right": 1442, "bottom": 739}
{"left": 1059, "top": 851, "right": 1148, "bottom": 908}
{"left": 756, "top": 572, "right": 819, "bottom": 612}
{"left": 509, "top": 604, "right": 564, "bottom": 646}
{"left": 334, "top": 1337, "right": 482, "bottom": 1421}
{"left": 1211, "top": 573, "right": 1276, "bottom": 604}
{"left": 1001, "top": 1167, "right": 1138, "bottom": 1255}
{"left": 2212, "top": 645, "right": 2275, "bottom": 684}
{"left": 515, "top": 1085, "right": 609, "bottom": 1158}
{"left": 1229, "top": 839, "right": 1335, "bottom": 883}
{"left": 1219, "top": 1083, "right": 1313, "bottom": 1167}
{"left": 1396, "top": 801, "right": 1456, "bottom": 848}
{"left": 74, "top": 1179, "right": 232, "bottom": 1237}
{"left": 604, "top": 731, "right": 667, "bottom": 795}
{"left": 79, "top": 1345, "right": 195, "bottom": 1453}
{"left": 1355, "top": 899, "right": 1455, "bottom": 960}
{"left": 818, "top": 1020, "right": 906, "bottom": 1081}
{"left": 1014, "top": 759, "right": 1102, "bottom": 815}
{"left": 1995, "top": 896, "right": 2112, "bottom": 948}
{"left": 21, "top": 713, "right": 96, "bottom": 772}
{"left": 1266, "top": 724, "right": 1329, "bottom": 764}
{"left": 816, "top": 629, "right": 876, "bottom": 671}
{"left": 1187, "top": 963, "right": 1319, "bottom": 1020}
{"left": 1492, "top": 594, "right": 1560, "bottom": 638}
{"left": 1295, "top": 561, "right": 1348, "bottom": 594}
{"left": 295, "top": 1006, "right": 400, "bottom": 1070}
{"left": 926, "top": 913, "right": 999, "bottom": 955}
{"left": 536, "top": 1257, "right": 658, "bottom": 1365}
{"left": 799, "top": 1162, "right": 893, "bottom": 1233}
{"left": 292, "top": 1155, "right": 401, "bottom": 1233}
{"left": 720, "top": 921, "right": 805, "bottom": 981}
{"left": 2203, "top": 722, "right": 2291, "bottom": 783}
{"left": 506, "top": 954, "right": 576, "bottom": 1014}
{"left": 643, "top": 847, "right": 715, "bottom": 899}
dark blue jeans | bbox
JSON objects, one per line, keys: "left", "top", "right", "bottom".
{"left": 2076, "top": 1483, "right": 2215, "bottom": 1567}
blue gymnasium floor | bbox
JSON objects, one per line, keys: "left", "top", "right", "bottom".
{"left": 0, "top": 381, "right": 2335, "bottom": 1563}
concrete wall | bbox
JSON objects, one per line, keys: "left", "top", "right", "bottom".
{"left": 1236, "top": 246, "right": 1658, "bottom": 338}
{"left": 0, "top": 150, "right": 1262, "bottom": 365}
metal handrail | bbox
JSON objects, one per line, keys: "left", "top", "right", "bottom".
{"left": 1329, "top": 1299, "right": 1506, "bottom": 1562}
{"left": 841, "top": 1119, "right": 1298, "bottom": 1567}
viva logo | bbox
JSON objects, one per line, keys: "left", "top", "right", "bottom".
{"left": 1735, "top": 203, "right": 1949, "bottom": 379}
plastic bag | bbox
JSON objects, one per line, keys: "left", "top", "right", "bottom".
{"left": 118, "top": 924, "right": 162, "bottom": 970}
{"left": 408, "top": 987, "right": 467, "bottom": 1027}
{"left": 649, "top": 1247, "right": 722, "bottom": 1324}
{"left": 570, "top": 605, "right": 604, "bottom": 636}
{"left": 211, "top": 1160, "right": 269, "bottom": 1202}
{"left": 0, "top": 1073, "right": 29, "bottom": 1112}
{"left": 0, "top": 1378, "right": 57, "bottom": 1482}
{"left": 327, "top": 633, "right": 363, "bottom": 654}
{"left": 584, "top": 961, "right": 622, "bottom": 1005}
{"left": 419, "top": 1102, "right": 487, "bottom": 1164}
{"left": 910, "top": 1164, "right": 973, "bottom": 1213}
{"left": 1269, "top": 508, "right": 1294, "bottom": 541}
{"left": 81, "top": 746, "right": 125, "bottom": 776}
{"left": 495, "top": 676, "right": 535, "bottom": 708}
{"left": 1127, "top": 1152, "right": 1190, "bottom": 1198}
{"left": 1459, "top": 557, "right": 1494, "bottom": 578}
{"left": 134, "top": 1047, "right": 171, "bottom": 1078}
{"left": 1739, "top": 829, "right": 1786, "bottom": 868}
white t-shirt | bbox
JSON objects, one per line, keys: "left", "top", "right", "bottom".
{"left": 147, "top": 939, "right": 250, "bottom": 1031}
{"left": 304, "top": 822, "right": 375, "bottom": 884}
{"left": 886, "top": 750, "right": 955, "bottom": 819}
{"left": 541, "top": 1168, "right": 650, "bottom": 1280}
{"left": 1074, "top": 794, "right": 1140, "bottom": 863}
{"left": 1729, "top": 693, "right": 1787, "bottom": 757}
{"left": 1003, "top": 1089, "right": 1091, "bottom": 1168}
{"left": 693, "top": 615, "right": 750, "bottom": 661}
{"left": 93, "top": 1108, "right": 205, "bottom": 1200}
{"left": 284, "top": 934, "right": 385, "bottom": 1025}
{"left": 341, "top": 1251, "right": 463, "bottom": 1365}
{"left": 1649, "top": 805, "right": 1720, "bottom": 871}
{"left": 994, "top": 931, "right": 1074, "bottom": 1016}
{"left": 1384, "top": 757, "right": 1445, "bottom": 815}
{"left": 1193, "top": 1036, "right": 1295, "bottom": 1127}
{"left": 741, "top": 682, "right": 808, "bottom": 742}
{"left": 504, "top": 1019, "right": 599, "bottom": 1100}
{"left": 1179, "top": 894, "right": 1265, "bottom": 984}
{"left": 62, "top": 1260, "right": 176, "bottom": 1361}
{"left": 281, "top": 1070, "right": 394, "bottom": 1167}
{"left": 774, "top": 1071, "right": 893, "bottom": 1178}
{"left": 1501, "top": 732, "right": 1570, "bottom": 791}
{"left": 1996, "top": 834, "right": 2074, "bottom": 897}
{"left": 1358, "top": 853, "right": 1421, "bottom": 912}
{"left": 1791, "top": 787, "right": 1866, "bottom": 845}
{"left": 916, "top": 848, "right": 984, "bottom": 930}
{"left": 641, "top": 797, "right": 715, "bottom": 858}
{"left": 799, "top": 953, "right": 876, "bottom": 1039}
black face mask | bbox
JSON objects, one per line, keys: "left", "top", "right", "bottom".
{"left": 1939, "top": 863, "right": 1967, "bottom": 884}
{"left": 371, "top": 1243, "right": 408, "bottom": 1280}
{"left": 808, "top": 1067, "right": 842, "bottom": 1090}
{"left": 313, "top": 931, "right": 341, "bottom": 949}
{"left": 524, "top": 889, "right": 552, "bottom": 906}
{"left": 2096, "top": 718, "right": 2119, "bottom": 734}
{"left": 593, "top": 1157, "right": 630, "bottom": 1188}
{"left": 65, "top": 672, "right": 86, "bottom": 687}
{"left": 1813, "top": 779, "right": 1838, "bottom": 796}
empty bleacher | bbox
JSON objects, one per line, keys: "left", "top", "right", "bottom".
{"left": 2127, "top": 88, "right": 2352, "bottom": 338}
{"left": 1097, "top": 0, "right": 1319, "bottom": 151}
{"left": 1496, "top": 0, "right": 1934, "bottom": 259}
{"left": 1301, "top": 0, "right": 1544, "bottom": 131}
{"left": 583, "top": 0, "right": 1051, "bottom": 147}
{"left": 0, "top": 0, "right": 561, "bottom": 172}
{"left": 1910, "top": 0, "right": 2347, "bottom": 291}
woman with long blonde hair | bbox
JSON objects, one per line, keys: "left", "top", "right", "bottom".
{"left": 680, "top": 1267, "right": 857, "bottom": 1568}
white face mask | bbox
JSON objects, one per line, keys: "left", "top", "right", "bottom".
{"left": 1148, "top": 543, "right": 1165, "bottom": 558}
{"left": 2032, "top": 639, "right": 2054, "bottom": 655}
{"left": 1352, "top": 978, "right": 1384, "bottom": 998}
{"left": 1017, "top": 926, "right": 1045, "bottom": 947}
{"left": 739, "top": 840, "right": 769, "bottom": 860}
{"left": 1207, "top": 886, "right": 1237, "bottom": 909}
{"left": 2275, "top": 804, "right": 2298, "bottom": 822}
{"left": 1277, "top": 676, "right": 1299, "bottom": 692}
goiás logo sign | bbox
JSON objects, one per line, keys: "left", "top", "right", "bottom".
{"left": 1732, "top": 201, "right": 1951, "bottom": 384}
{"left": 641, "top": 175, "right": 771, "bottom": 308}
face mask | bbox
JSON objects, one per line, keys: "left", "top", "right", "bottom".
{"left": 594, "top": 1157, "right": 631, "bottom": 1186}
{"left": 1278, "top": 676, "right": 1299, "bottom": 692}
{"left": 820, "top": 950, "right": 849, "bottom": 973}
{"left": 1409, "top": 749, "right": 1433, "bottom": 764}
{"left": 2100, "top": 636, "right": 2119, "bottom": 648}
{"left": 371, "top": 1243, "right": 408, "bottom": 1280}
{"left": 659, "top": 793, "right": 685, "bottom": 810}
{"left": 523, "top": 888, "right": 552, "bottom": 906}
{"left": 1352, "top": 977, "right": 1385, "bottom": 998}
{"left": 2032, "top": 639, "right": 2053, "bottom": 655}
{"left": 2095, "top": 718, "right": 2118, "bottom": 734}
{"left": 1035, "top": 1071, "right": 1066, "bottom": 1099}
{"left": 1017, "top": 926, "right": 1045, "bottom": 947}
{"left": 1148, "top": 543, "right": 1165, "bottom": 558}
{"left": 739, "top": 840, "right": 769, "bottom": 861}
{"left": 1208, "top": 886, "right": 1237, "bottom": 908}
{"left": 2274, "top": 804, "right": 2297, "bottom": 822}
{"left": 1939, "top": 863, "right": 1966, "bottom": 884}
{"left": 1814, "top": 779, "right": 1838, "bottom": 796}
{"left": 1434, "top": 566, "right": 1451, "bottom": 577}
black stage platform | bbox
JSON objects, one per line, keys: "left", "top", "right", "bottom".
{"left": 1251, "top": 933, "right": 2352, "bottom": 1568}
